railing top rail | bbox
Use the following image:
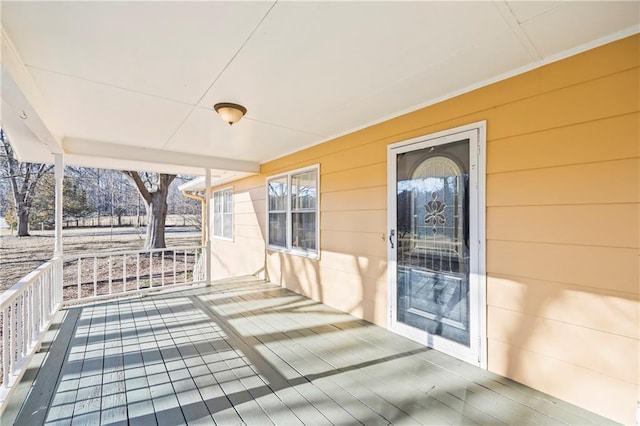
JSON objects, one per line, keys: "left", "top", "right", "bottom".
{"left": 0, "top": 257, "right": 61, "bottom": 308}
{"left": 63, "top": 245, "right": 204, "bottom": 261}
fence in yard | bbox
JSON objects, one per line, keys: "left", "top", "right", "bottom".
{"left": 0, "top": 244, "right": 207, "bottom": 413}
{"left": 62, "top": 214, "right": 200, "bottom": 229}
{"left": 0, "top": 258, "right": 62, "bottom": 411}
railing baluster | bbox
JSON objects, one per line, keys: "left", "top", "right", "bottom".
{"left": 161, "top": 250, "right": 165, "bottom": 287}
{"left": 149, "top": 253, "right": 153, "bottom": 288}
{"left": 35, "top": 282, "right": 39, "bottom": 335}
{"left": 9, "top": 303, "right": 16, "bottom": 376}
{"left": 34, "top": 282, "right": 39, "bottom": 335}
{"left": 42, "top": 276, "right": 48, "bottom": 323}
{"left": 47, "top": 272, "right": 51, "bottom": 319}
{"left": 123, "top": 254, "right": 127, "bottom": 293}
{"left": 25, "top": 288, "right": 31, "bottom": 353}
{"left": 192, "top": 249, "right": 195, "bottom": 282}
{"left": 39, "top": 280, "right": 43, "bottom": 332}
{"left": 20, "top": 295, "right": 26, "bottom": 357}
{"left": 16, "top": 296, "right": 21, "bottom": 359}
{"left": 184, "top": 250, "right": 188, "bottom": 284}
{"left": 52, "top": 266, "right": 57, "bottom": 308}
{"left": 2, "top": 307, "right": 8, "bottom": 385}
{"left": 43, "top": 274, "right": 48, "bottom": 322}
{"left": 136, "top": 253, "right": 140, "bottom": 291}
{"left": 51, "top": 268, "right": 55, "bottom": 310}
{"left": 32, "top": 286, "right": 36, "bottom": 342}
{"left": 50, "top": 266, "right": 55, "bottom": 307}
{"left": 40, "top": 279, "right": 44, "bottom": 329}
{"left": 30, "top": 286, "right": 36, "bottom": 350}
{"left": 196, "top": 249, "right": 200, "bottom": 281}
{"left": 44, "top": 273, "right": 50, "bottom": 321}
{"left": 77, "top": 258, "right": 82, "bottom": 300}
{"left": 173, "top": 251, "right": 177, "bottom": 285}
{"left": 93, "top": 257, "right": 98, "bottom": 297}
{"left": 108, "top": 255, "right": 112, "bottom": 295}
{"left": 37, "top": 280, "right": 42, "bottom": 333}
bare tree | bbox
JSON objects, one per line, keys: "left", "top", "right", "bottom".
{"left": 0, "top": 129, "right": 53, "bottom": 236}
{"left": 123, "top": 171, "right": 176, "bottom": 249}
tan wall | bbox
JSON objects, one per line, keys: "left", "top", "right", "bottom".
{"left": 209, "top": 35, "right": 639, "bottom": 424}
{"left": 209, "top": 175, "right": 267, "bottom": 280}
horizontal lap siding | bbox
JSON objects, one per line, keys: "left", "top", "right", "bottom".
{"left": 489, "top": 339, "right": 638, "bottom": 420}
{"left": 210, "top": 177, "right": 266, "bottom": 280}
{"left": 265, "top": 141, "right": 389, "bottom": 323}
{"left": 484, "top": 36, "right": 639, "bottom": 425}
{"left": 487, "top": 204, "right": 638, "bottom": 248}
{"left": 209, "top": 34, "right": 639, "bottom": 424}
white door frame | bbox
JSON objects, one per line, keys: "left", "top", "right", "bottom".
{"left": 387, "top": 121, "right": 487, "bottom": 368}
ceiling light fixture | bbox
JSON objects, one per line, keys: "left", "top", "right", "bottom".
{"left": 213, "top": 102, "right": 247, "bottom": 125}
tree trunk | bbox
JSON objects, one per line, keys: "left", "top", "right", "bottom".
{"left": 144, "top": 187, "right": 169, "bottom": 249}
{"left": 17, "top": 208, "right": 30, "bottom": 236}
{"left": 123, "top": 171, "right": 176, "bottom": 249}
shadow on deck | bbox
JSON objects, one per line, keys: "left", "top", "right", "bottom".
{"left": 2, "top": 276, "right": 614, "bottom": 425}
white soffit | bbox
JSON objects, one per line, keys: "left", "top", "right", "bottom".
{"left": 1, "top": 1, "right": 638, "bottom": 175}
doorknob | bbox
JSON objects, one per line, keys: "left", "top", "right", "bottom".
{"left": 389, "top": 229, "right": 395, "bottom": 249}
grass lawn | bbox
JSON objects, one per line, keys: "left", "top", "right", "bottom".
{"left": 0, "top": 226, "right": 201, "bottom": 294}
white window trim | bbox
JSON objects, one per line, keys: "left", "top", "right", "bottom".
{"left": 266, "top": 164, "right": 320, "bottom": 259}
{"left": 212, "top": 186, "right": 233, "bottom": 241}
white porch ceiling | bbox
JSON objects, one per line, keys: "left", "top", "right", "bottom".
{"left": 1, "top": 1, "right": 638, "bottom": 181}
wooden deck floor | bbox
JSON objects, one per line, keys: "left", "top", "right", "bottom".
{"left": 4, "top": 277, "right": 614, "bottom": 425}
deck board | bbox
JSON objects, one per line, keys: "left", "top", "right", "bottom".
{"left": 6, "top": 276, "right": 618, "bottom": 425}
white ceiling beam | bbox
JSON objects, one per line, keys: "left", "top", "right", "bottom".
{"left": 1, "top": 29, "right": 64, "bottom": 153}
{"left": 63, "top": 138, "right": 260, "bottom": 174}
{"left": 62, "top": 153, "right": 215, "bottom": 177}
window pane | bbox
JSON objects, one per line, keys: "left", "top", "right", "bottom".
{"left": 268, "top": 212, "right": 287, "bottom": 247}
{"left": 223, "top": 213, "right": 232, "bottom": 239}
{"left": 268, "top": 177, "right": 288, "bottom": 211}
{"left": 223, "top": 190, "right": 233, "bottom": 213}
{"left": 214, "top": 192, "right": 222, "bottom": 213}
{"left": 213, "top": 212, "right": 222, "bottom": 237}
{"left": 291, "top": 171, "right": 316, "bottom": 210}
{"left": 292, "top": 212, "right": 316, "bottom": 251}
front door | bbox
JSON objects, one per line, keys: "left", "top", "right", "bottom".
{"left": 387, "top": 123, "right": 485, "bottom": 366}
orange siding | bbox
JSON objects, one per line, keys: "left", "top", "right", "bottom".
{"left": 208, "top": 34, "right": 640, "bottom": 423}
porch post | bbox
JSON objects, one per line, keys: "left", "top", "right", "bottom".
{"left": 54, "top": 153, "right": 64, "bottom": 303}
{"left": 205, "top": 169, "right": 211, "bottom": 286}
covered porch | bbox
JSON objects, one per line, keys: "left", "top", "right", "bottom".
{"left": 3, "top": 277, "right": 610, "bottom": 425}
{"left": 1, "top": 2, "right": 638, "bottom": 424}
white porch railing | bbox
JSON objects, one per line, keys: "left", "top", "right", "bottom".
{"left": 0, "top": 258, "right": 62, "bottom": 410}
{"left": 0, "top": 244, "right": 206, "bottom": 412}
{"left": 62, "top": 245, "right": 206, "bottom": 304}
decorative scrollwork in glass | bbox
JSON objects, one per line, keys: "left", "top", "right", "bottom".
{"left": 424, "top": 192, "right": 446, "bottom": 234}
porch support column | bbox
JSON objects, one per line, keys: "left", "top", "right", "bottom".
{"left": 205, "top": 169, "right": 211, "bottom": 286}
{"left": 54, "top": 153, "right": 64, "bottom": 304}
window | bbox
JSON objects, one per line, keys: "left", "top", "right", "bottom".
{"left": 267, "top": 165, "right": 319, "bottom": 257}
{"left": 213, "top": 188, "right": 233, "bottom": 240}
